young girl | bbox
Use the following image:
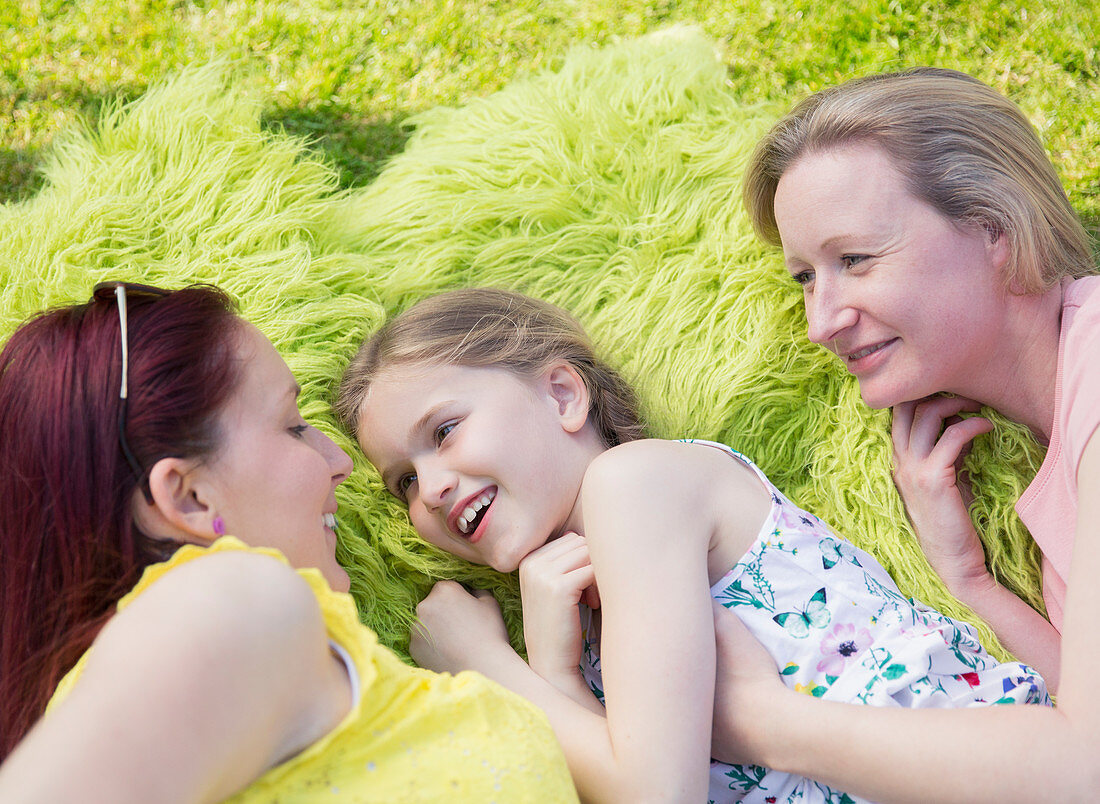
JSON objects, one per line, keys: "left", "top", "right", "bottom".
{"left": 337, "top": 287, "right": 1048, "bottom": 803}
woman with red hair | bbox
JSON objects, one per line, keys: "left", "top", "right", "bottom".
{"left": 0, "top": 282, "right": 576, "bottom": 803}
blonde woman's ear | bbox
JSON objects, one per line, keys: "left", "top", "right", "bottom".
{"left": 135, "top": 457, "right": 221, "bottom": 546}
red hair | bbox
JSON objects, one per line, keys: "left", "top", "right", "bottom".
{"left": 0, "top": 284, "right": 241, "bottom": 758}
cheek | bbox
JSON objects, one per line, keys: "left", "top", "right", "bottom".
{"left": 408, "top": 505, "right": 445, "bottom": 545}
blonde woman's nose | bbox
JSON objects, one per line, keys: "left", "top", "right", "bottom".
{"left": 805, "top": 278, "right": 858, "bottom": 345}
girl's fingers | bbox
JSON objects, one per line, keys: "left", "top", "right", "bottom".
{"left": 525, "top": 531, "right": 585, "bottom": 563}
{"left": 521, "top": 533, "right": 591, "bottom": 576}
{"left": 583, "top": 582, "right": 601, "bottom": 610}
{"left": 561, "top": 565, "right": 600, "bottom": 609}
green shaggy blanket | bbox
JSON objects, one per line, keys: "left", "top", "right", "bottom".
{"left": 0, "top": 28, "right": 1047, "bottom": 661}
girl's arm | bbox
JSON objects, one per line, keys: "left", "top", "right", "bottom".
{"left": 413, "top": 439, "right": 746, "bottom": 802}
{"left": 711, "top": 431, "right": 1100, "bottom": 802}
{"left": 891, "top": 395, "right": 1061, "bottom": 685}
{"left": 0, "top": 551, "right": 352, "bottom": 804}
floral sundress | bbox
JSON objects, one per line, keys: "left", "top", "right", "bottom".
{"left": 578, "top": 439, "right": 1049, "bottom": 803}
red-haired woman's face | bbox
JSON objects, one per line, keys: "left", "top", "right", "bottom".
{"left": 201, "top": 325, "right": 353, "bottom": 591}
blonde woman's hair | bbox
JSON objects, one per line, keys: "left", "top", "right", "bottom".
{"left": 744, "top": 67, "right": 1094, "bottom": 293}
{"left": 336, "top": 288, "right": 644, "bottom": 449}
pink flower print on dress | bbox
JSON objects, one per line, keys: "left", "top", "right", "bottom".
{"left": 817, "top": 622, "right": 873, "bottom": 677}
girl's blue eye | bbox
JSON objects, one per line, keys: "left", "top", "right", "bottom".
{"left": 289, "top": 424, "right": 309, "bottom": 438}
{"left": 435, "top": 421, "right": 456, "bottom": 445}
{"left": 792, "top": 270, "right": 814, "bottom": 287}
{"left": 841, "top": 254, "right": 868, "bottom": 268}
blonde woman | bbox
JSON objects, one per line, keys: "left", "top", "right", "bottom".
{"left": 711, "top": 67, "right": 1099, "bottom": 801}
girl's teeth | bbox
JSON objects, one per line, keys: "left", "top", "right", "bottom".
{"left": 456, "top": 489, "right": 497, "bottom": 534}
{"left": 323, "top": 513, "right": 337, "bottom": 530}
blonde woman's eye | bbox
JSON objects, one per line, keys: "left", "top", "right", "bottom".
{"left": 792, "top": 270, "right": 814, "bottom": 287}
{"left": 435, "top": 422, "right": 457, "bottom": 445}
{"left": 841, "top": 254, "right": 868, "bottom": 268}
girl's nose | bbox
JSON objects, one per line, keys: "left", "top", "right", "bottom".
{"left": 417, "top": 462, "right": 457, "bottom": 511}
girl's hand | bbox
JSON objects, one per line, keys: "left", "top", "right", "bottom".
{"left": 410, "top": 581, "right": 513, "bottom": 675}
{"left": 891, "top": 395, "right": 995, "bottom": 594}
{"left": 710, "top": 601, "right": 788, "bottom": 766}
{"left": 518, "top": 531, "right": 599, "bottom": 684}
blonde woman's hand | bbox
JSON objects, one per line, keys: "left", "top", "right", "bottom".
{"left": 891, "top": 395, "right": 994, "bottom": 595}
{"left": 710, "top": 601, "right": 789, "bottom": 767}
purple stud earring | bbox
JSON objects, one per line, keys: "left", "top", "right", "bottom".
{"left": 212, "top": 516, "right": 226, "bottom": 536}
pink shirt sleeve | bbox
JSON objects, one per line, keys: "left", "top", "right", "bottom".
{"left": 1015, "top": 276, "right": 1100, "bottom": 630}
{"left": 1061, "top": 280, "right": 1100, "bottom": 477}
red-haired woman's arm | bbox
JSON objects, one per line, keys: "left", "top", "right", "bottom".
{"left": 0, "top": 551, "right": 351, "bottom": 804}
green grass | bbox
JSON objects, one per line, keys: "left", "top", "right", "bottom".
{"left": 3, "top": 0, "right": 1098, "bottom": 237}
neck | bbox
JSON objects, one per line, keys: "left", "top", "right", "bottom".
{"left": 558, "top": 428, "right": 611, "bottom": 538}
{"left": 957, "top": 284, "right": 1063, "bottom": 443}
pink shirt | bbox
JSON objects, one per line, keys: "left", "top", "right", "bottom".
{"left": 1016, "top": 275, "right": 1100, "bottom": 631}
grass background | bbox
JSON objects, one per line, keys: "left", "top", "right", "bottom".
{"left": 3, "top": 0, "right": 1097, "bottom": 240}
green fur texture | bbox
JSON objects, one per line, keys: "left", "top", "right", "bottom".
{"left": 1, "top": 28, "right": 1047, "bottom": 661}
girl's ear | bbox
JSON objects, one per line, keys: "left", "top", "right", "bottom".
{"left": 544, "top": 361, "right": 591, "bottom": 434}
{"left": 132, "top": 457, "right": 223, "bottom": 546}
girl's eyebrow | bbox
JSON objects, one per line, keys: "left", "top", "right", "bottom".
{"left": 410, "top": 401, "right": 453, "bottom": 441}
{"left": 378, "top": 400, "right": 455, "bottom": 490}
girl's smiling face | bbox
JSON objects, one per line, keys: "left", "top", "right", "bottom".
{"left": 772, "top": 141, "right": 1010, "bottom": 409}
{"left": 355, "top": 361, "right": 600, "bottom": 572}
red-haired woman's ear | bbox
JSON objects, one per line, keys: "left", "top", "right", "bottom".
{"left": 136, "top": 457, "right": 218, "bottom": 546}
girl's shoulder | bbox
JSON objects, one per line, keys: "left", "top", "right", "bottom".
{"left": 586, "top": 437, "right": 705, "bottom": 480}
{"left": 582, "top": 438, "right": 765, "bottom": 505}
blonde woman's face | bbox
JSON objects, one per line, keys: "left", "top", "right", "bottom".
{"left": 772, "top": 142, "right": 1010, "bottom": 409}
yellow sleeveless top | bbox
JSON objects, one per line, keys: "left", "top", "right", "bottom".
{"left": 49, "top": 537, "right": 579, "bottom": 803}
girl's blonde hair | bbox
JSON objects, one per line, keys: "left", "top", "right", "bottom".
{"left": 744, "top": 67, "right": 1094, "bottom": 293}
{"left": 336, "top": 288, "right": 644, "bottom": 448}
